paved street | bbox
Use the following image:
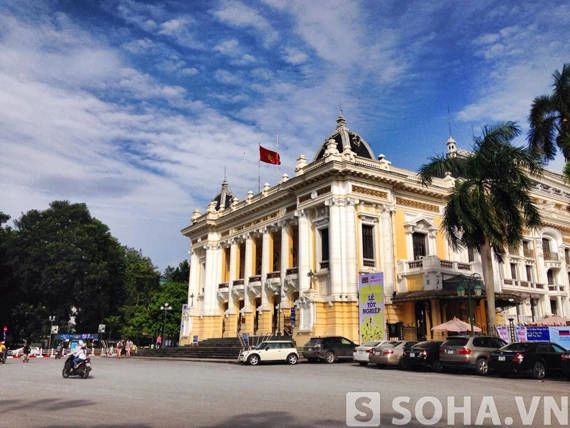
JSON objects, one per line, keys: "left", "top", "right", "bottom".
{"left": 1, "top": 356, "right": 569, "bottom": 427}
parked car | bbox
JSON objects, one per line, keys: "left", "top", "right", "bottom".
{"left": 488, "top": 341, "right": 567, "bottom": 379}
{"left": 439, "top": 335, "right": 507, "bottom": 376}
{"left": 400, "top": 341, "right": 442, "bottom": 371}
{"left": 370, "top": 341, "right": 418, "bottom": 368}
{"left": 238, "top": 340, "right": 299, "bottom": 366}
{"left": 353, "top": 340, "right": 389, "bottom": 366}
{"left": 7, "top": 345, "right": 41, "bottom": 357}
{"left": 302, "top": 336, "right": 357, "bottom": 363}
{"left": 562, "top": 351, "right": 570, "bottom": 378}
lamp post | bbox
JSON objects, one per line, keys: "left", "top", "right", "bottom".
{"left": 160, "top": 303, "right": 172, "bottom": 347}
{"left": 190, "top": 293, "right": 195, "bottom": 307}
{"left": 457, "top": 274, "right": 482, "bottom": 336}
{"left": 48, "top": 315, "right": 56, "bottom": 351}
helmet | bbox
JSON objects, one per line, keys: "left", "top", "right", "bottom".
{"left": 78, "top": 340, "right": 85, "bottom": 348}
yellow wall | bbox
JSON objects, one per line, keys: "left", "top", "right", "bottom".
{"left": 406, "top": 275, "right": 424, "bottom": 291}
{"left": 394, "top": 208, "right": 408, "bottom": 260}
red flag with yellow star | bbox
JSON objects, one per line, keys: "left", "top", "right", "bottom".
{"left": 259, "top": 145, "right": 281, "bottom": 165}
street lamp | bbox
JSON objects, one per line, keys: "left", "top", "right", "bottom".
{"left": 160, "top": 303, "right": 172, "bottom": 347}
{"left": 190, "top": 293, "right": 195, "bottom": 307}
{"left": 457, "top": 274, "right": 482, "bottom": 336}
{"left": 48, "top": 315, "right": 56, "bottom": 351}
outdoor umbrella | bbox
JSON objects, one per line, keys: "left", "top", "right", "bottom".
{"left": 431, "top": 316, "right": 482, "bottom": 333}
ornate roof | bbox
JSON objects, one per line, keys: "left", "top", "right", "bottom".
{"left": 211, "top": 178, "right": 235, "bottom": 211}
{"left": 314, "top": 113, "right": 375, "bottom": 161}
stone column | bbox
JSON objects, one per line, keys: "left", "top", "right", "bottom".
{"left": 228, "top": 240, "right": 237, "bottom": 314}
{"left": 204, "top": 243, "right": 222, "bottom": 316}
{"left": 261, "top": 228, "right": 270, "bottom": 309}
{"left": 326, "top": 198, "right": 342, "bottom": 297}
{"left": 344, "top": 197, "right": 359, "bottom": 297}
{"left": 280, "top": 223, "right": 290, "bottom": 308}
{"left": 188, "top": 249, "right": 201, "bottom": 309}
{"left": 296, "top": 210, "right": 311, "bottom": 292}
{"left": 243, "top": 235, "right": 253, "bottom": 313}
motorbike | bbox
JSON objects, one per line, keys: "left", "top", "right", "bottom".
{"left": 62, "top": 354, "right": 92, "bottom": 379}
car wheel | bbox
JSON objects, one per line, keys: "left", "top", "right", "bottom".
{"left": 532, "top": 361, "right": 546, "bottom": 380}
{"left": 286, "top": 353, "right": 298, "bottom": 365}
{"left": 476, "top": 358, "right": 489, "bottom": 376}
{"left": 325, "top": 351, "right": 336, "bottom": 364}
{"left": 247, "top": 354, "right": 260, "bottom": 366}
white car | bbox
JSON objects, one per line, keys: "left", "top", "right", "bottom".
{"left": 353, "top": 340, "right": 389, "bottom": 366}
{"left": 238, "top": 340, "right": 299, "bottom": 366}
{"left": 8, "top": 346, "right": 41, "bottom": 357}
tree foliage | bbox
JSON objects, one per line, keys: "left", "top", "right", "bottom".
{"left": 419, "top": 122, "right": 543, "bottom": 328}
{"left": 528, "top": 63, "right": 570, "bottom": 179}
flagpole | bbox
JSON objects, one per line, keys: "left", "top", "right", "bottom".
{"left": 258, "top": 144, "right": 261, "bottom": 193}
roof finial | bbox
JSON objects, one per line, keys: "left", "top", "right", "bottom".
{"left": 336, "top": 103, "right": 346, "bottom": 129}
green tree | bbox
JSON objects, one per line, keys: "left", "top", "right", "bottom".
{"left": 7, "top": 201, "right": 127, "bottom": 341}
{"left": 163, "top": 259, "right": 189, "bottom": 283}
{"left": 0, "top": 212, "right": 16, "bottom": 336}
{"left": 419, "top": 122, "right": 542, "bottom": 331}
{"left": 528, "top": 63, "right": 570, "bottom": 179}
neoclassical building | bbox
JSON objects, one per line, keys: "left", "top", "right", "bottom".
{"left": 179, "top": 114, "right": 570, "bottom": 346}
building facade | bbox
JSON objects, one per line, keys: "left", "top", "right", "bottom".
{"left": 179, "top": 114, "right": 570, "bottom": 347}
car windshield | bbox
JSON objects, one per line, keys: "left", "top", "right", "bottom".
{"left": 443, "top": 337, "right": 468, "bottom": 347}
{"left": 379, "top": 341, "right": 401, "bottom": 349}
{"left": 362, "top": 341, "right": 382, "bottom": 347}
{"left": 255, "top": 342, "right": 268, "bottom": 350}
{"left": 501, "top": 342, "right": 532, "bottom": 352}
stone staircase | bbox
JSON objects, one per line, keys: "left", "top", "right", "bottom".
{"left": 137, "top": 336, "right": 281, "bottom": 360}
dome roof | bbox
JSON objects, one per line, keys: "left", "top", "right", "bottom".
{"left": 314, "top": 114, "right": 374, "bottom": 161}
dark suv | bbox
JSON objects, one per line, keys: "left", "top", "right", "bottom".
{"left": 439, "top": 335, "right": 507, "bottom": 375}
{"left": 302, "top": 336, "right": 357, "bottom": 363}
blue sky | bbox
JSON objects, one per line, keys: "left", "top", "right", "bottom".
{"left": 1, "top": 0, "right": 568, "bottom": 272}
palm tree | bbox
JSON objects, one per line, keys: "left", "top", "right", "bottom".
{"left": 419, "top": 122, "right": 542, "bottom": 331}
{"left": 528, "top": 63, "right": 570, "bottom": 179}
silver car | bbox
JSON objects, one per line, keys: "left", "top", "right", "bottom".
{"left": 369, "top": 341, "right": 418, "bottom": 368}
{"left": 439, "top": 335, "right": 507, "bottom": 375}
{"left": 353, "top": 340, "right": 389, "bottom": 366}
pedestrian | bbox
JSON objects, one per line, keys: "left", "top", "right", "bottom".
{"left": 22, "top": 341, "right": 31, "bottom": 363}
{"left": 125, "top": 339, "right": 133, "bottom": 357}
{"left": 155, "top": 335, "right": 162, "bottom": 350}
{"left": 116, "top": 339, "right": 123, "bottom": 358}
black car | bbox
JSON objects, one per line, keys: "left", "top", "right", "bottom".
{"left": 302, "top": 336, "right": 357, "bottom": 363}
{"left": 562, "top": 351, "right": 570, "bottom": 378}
{"left": 400, "top": 341, "right": 442, "bottom": 371}
{"left": 488, "top": 341, "right": 567, "bottom": 379}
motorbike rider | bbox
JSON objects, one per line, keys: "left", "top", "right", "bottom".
{"left": 72, "top": 340, "right": 87, "bottom": 369}
{"left": 0, "top": 341, "right": 6, "bottom": 363}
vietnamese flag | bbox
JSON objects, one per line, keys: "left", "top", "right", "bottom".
{"left": 259, "top": 145, "right": 281, "bottom": 165}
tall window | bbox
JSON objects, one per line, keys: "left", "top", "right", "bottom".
{"left": 362, "top": 224, "right": 375, "bottom": 266}
{"left": 510, "top": 263, "right": 517, "bottom": 280}
{"left": 412, "top": 232, "right": 427, "bottom": 260}
{"left": 525, "top": 265, "right": 533, "bottom": 282}
{"left": 320, "top": 227, "right": 329, "bottom": 268}
{"left": 542, "top": 238, "right": 553, "bottom": 259}
{"left": 547, "top": 269, "right": 555, "bottom": 285}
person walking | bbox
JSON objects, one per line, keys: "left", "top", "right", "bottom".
{"left": 155, "top": 335, "right": 162, "bottom": 350}
{"left": 22, "top": 341, "right": 31, "bottom": 363}
{"left": 116, "top": 339, "right": 123, "bottom": 358}
{"left": 125, "top": 339, "right": 133, "bottom": 357}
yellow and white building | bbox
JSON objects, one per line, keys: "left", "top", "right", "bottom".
{"left": 179, "top": 114, "right": 570, "bottom": 347}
